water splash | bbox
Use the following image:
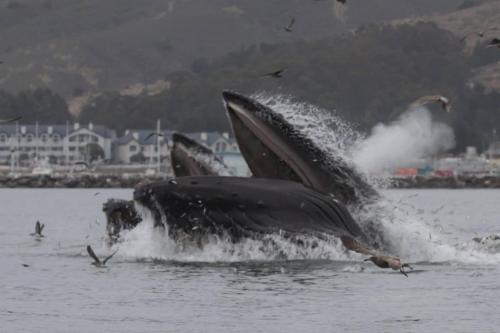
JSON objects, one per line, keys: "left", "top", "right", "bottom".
{"left": 253, "top": 93, "right": 364, "bottom": 159}
{"left": 114, "top": 207, "right": 359, "bottom": 262}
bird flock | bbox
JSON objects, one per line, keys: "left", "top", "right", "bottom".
{"left": 28, "top": 220, "right": 118, "bottom": 268}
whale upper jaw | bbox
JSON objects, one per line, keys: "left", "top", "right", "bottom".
{"left": 223, "top": 91, "right": 324, "bottom": 190}
{"left": 222, "top": 90, "right": 376, "bottom": 205}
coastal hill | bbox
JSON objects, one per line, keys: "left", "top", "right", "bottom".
{"left": 0, "top": 0, "right": 464, "bottom": 97}
{"left": 401, "top": 0, "right": 500, "bottom": 92}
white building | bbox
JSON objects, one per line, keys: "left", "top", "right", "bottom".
{"left": 0, "top": 122, "right": 116, "bottom": 165}
{"left": 112, "top": 129, "right": 173, "bottom": 165}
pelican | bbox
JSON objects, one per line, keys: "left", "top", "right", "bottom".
{"left": 341, "top": 236, "right": 413, "bottom": 277}
{"left": 411, "top": 95, "right": 451, "bottom": 112}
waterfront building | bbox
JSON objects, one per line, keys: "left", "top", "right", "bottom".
{"left": 0, "top": 122, "right": 116, "bottom": 166}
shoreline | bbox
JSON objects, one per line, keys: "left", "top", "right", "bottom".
{"left": 1, "top": 174, "right": 500, "bottom": 189}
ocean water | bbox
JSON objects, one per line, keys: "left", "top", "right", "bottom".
{"left": 1, "top": 188, "right": 499, "bottom": 332}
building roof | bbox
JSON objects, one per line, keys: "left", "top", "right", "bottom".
{"left": 114, "top": 129, "right": 176, "bottom": 145}
{"left": 0, "top": 123, "right": 116, "bottom": 138}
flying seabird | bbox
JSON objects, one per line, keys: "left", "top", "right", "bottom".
{"left": 86, "top": 245, "right": 117, "bottom": 267}
{"left": 0, "top": 116, "right": 22, "bottom": 124}
{"left": 262, "top": 67, "right": 287, "bottom": 79}
{"left": 340, "top": 236, "right": 413, "bottom": 277}
{"left": 411, "top": 95, "right": 451, "bottom": 112}
{"left": 144, "top": 132, "right": 164, "bottom": 141}
{"left": 284, "top": 17, "right": 295, "bottom": 32}
{"left": 30, "top": 221, "right": 45, "bottom": 238}
{"left": 487, "top": 38, "right": 500, "bottom": 48}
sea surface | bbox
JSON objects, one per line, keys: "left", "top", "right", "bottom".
{"left": 1, "top": 188, "right": 499, "bottom": 333}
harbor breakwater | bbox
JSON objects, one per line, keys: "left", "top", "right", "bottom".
{"left": 1, "top": 175, "right": 500, "bottom": 189}
{"left": 0, "top": 175, "right": 164, "bottom": 188}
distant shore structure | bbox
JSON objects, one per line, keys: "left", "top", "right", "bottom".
{"left": 0, "top": 121, "right": 249, "bottom": 176}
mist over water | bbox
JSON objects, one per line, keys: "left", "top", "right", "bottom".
{"left": 353, "top": 107, "right": 455, "bottom": 173}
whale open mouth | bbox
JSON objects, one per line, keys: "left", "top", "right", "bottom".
{"left": 223, "top": 91, "right": 323, "bottom": 190}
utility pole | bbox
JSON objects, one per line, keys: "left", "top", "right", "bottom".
{"left": 65, "top": 121, "right": 70, "bottom": 166}
{"left": 156, "top": 119, "right": 161, "bottom": 174}
{"left": 35, "top": 121, "right": 39, "bottom": 161}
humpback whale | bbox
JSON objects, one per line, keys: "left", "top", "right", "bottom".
{"left": 222, "top": 91, "right": 376, "bottom": 205}
{"left": 170, "top": 132, "right": 231, "bottom": 177}
{"left": 102, "top": 91, "right": 407, "bottom": 272}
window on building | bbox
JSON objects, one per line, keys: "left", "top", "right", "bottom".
{"left": 130, "top": 145, "right": 137, "bottom": 152}
{"left": 69, "top": 136, "right": 76, "bottom": 142}
{"left": 91, "top": 135, "right": 99, "bottom": 142}
{"left": 53, "top": 134, "right": 60, "bottom": 143}
{"left": 0, "top": 134, "right": 6, "bottom": 143}
{"left": 69, "top": 147, "right": 76, "bottom": 152}
{"left": 26, "top": 134, "right": 33, "bottom": 142}
{"left": 41, "top": 134, "right": 48, "bottom": 142}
